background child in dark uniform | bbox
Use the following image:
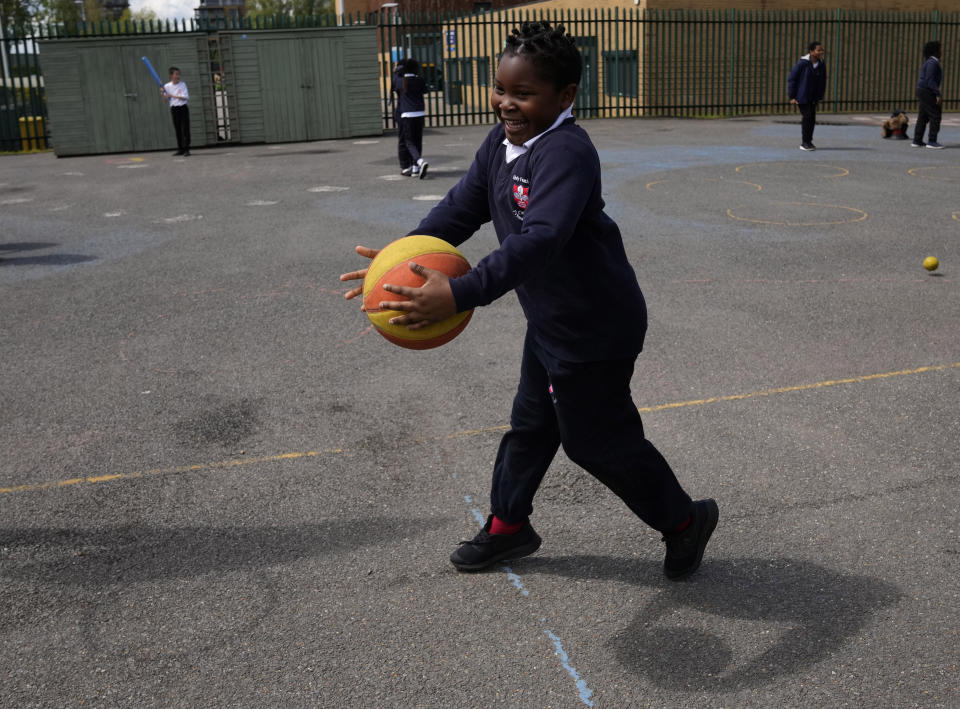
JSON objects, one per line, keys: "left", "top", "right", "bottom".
{"left": 341, "top": 21, "right": 717, "bottom": 580}
{"left": 913, "top": 41, "right": 944, "bottom": 149}
{"left": 393, "top": 58, "right": 429, "bottom": 178}
{"left": 788, "top": 41, "right": 827, "bottom": 151}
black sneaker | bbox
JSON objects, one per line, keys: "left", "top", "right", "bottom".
{"left": 401, "top": 166, "right": 413, "bottom": 176}
{"left": 911, "top": 141, "right": 925, "bottom": 148}
{"left": 450, "top": 515, "right": 542, "bottom": 572}
{"left": 417, "top": 160, "right": 429, "bottom": 179}
{"left": 182, "top": 150, "right": 191, "bottom": 157}
{"left": 799, "top": 142, "right": 814, "bottom": 151}
{"left": 173, "top": 150, "right": 184, "bottom": 156}
{"left": 662, "top": 499, "right": 719, "bottom": 581}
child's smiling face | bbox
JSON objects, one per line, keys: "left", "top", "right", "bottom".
{"left": 491, "top": 53, "right": 577, "bottom": 146}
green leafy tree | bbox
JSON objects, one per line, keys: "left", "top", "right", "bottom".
{"left": 2, "top": 0, "right": 42, "bottom": 26}
{"left": 131, "top": 6, "right": 156, "bottom": 21}
{"left": 245, "top": 0, "right": 290, "bottom": 19}
{"left": 81, "top": 0, "right": 101, "bottom": 21}
{"left": 292, "top": 0, "right": 330, "bottom": 16}
{"left": 39, "top": 0, "right": 82, "bottom": 23}
{"left": 247, "top": 0, "right": 331, "bottom": 19}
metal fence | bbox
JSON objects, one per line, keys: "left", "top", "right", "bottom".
{"left": 378, "top": 8, "right": 959, "bottom": 127}
{"left": 2, "top": 9, "right": 957, "bottom": 151}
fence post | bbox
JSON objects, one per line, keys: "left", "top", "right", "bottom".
{"left": 832, "top": 8, "right": 841, "bottom": 112}
{"left": 727, "top": 8, "right": 735, "bottom": 116}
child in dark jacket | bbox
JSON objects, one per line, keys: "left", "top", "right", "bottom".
{"left": 341, "top": 21, "right": 717, "bottom": 580}
{"left": 788, "top": 41, "right": 827, "bottom": 151}
{"left": 913, "top": 40, "right": 944, "bottom": 149}
{"left": 393, "top": 58, "right": 429, "bottom": 178}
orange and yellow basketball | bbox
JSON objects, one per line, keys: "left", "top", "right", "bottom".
{"left": 362, "top": 235, "right": 473, "bottom": 349}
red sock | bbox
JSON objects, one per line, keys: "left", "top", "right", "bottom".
{"left": 673, "top": 515, "right": 692, "bottom": 533}
{"left": 490, "top": 516, "right": 524, "bottom": 535}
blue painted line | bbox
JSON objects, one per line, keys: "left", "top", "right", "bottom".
{"left": 543, "top": 628, "right": 595, "bottom": 707}
{"left": 502, "top": 565, "right": 530, "bottom": 596}
{"left": 454, "top": 488, "right": 597, "bottom": 707}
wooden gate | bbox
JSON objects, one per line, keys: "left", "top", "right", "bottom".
{"left": 219, "top": 27, "right": 381, "bottom": 145}
{"left": 39, "top": 34, "right": 212, "bottom": 156}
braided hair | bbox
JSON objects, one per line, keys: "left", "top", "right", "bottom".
{"left": 502, "top": 21, "right": 582, "bottom": 90}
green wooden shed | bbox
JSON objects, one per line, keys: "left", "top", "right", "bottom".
{"left": 218, "top": 27, "right": 382, "bottom": 144}
{"left": 38, "top": 34, "right": 215, "bottom": 157}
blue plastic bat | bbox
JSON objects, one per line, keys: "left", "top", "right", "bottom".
{"left": 141, "top": 56, "right": 164, "bottom": 87}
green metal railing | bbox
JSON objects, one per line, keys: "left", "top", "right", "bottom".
{"left": 0, "top": 13, "right": 363, "bottom": 151}
{"left": 2, "top": 8, "right": 957, "bottom": 151}
{"left": 378, "top": 8, "right": 958, "bottom": 127}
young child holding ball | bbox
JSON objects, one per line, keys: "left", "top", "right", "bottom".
{"left": 340, "top": 21, "right": 717, "bottom": 580}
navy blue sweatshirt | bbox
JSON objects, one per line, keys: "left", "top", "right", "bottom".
{"left": 787, "top": 55, "right": 827, "bottom": 104}
{"left": 396, "top": 73, "right": 427, "bottom": 115}
{"left": 410, "top": 119, "right": 647, "bottom": 362}
{"left": 917, "top": 56, "right": 942, "bottom": 95}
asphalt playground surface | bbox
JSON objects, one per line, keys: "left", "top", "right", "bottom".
{"left": 2, "top": 114, "right": 959, "bottom": 708}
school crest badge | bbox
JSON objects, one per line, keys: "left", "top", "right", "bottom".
{"left": 512, "top": 184, "right": 529, "bottom": 210}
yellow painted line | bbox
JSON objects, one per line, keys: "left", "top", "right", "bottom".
{"left": 638, "top": 362, "right": 960, "bottom": 413}
{"left": 952, "top": 211, "right": 959, "bottom": 222}
{"left": 442, "top": 425, "right": 510, "bottom": 438}
{"left": 645, "top": 178, "right": 762, "bottom": 191}
{"left": 727, "top": 201, "right": 868, "bottom": 226}
{"left": 0, "top": 450, "right": 340, "bottom": 495}
{"left": 908, "top": 166, "right": 960, "bottom": 182}
{"left": 735, "top": 162, "right": 849, "bottom": 178}
{"left": 2, "top": 364, "right": 958, "bottom": 496}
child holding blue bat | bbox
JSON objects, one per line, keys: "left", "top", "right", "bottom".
{"left": 162, "top": 67, "right": 190, "bottom": 156}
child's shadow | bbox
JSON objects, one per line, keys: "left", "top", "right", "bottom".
{"left": 521, "top": 554, "right": 901, "bottom": 690}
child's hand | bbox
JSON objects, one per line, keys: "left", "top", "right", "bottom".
{"left": 380, "top": 262, "right": 457, "bottom": 330}
{"left": 339, "top": 245, "right": 380, "bottom": 307}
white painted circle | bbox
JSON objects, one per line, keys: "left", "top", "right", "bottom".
{"left": 158, "top": 214, "right": 203, "bottom": 223}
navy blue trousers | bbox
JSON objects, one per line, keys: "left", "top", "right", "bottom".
{"left": 490, "top": 330, "right": 693, "bottom": 533}
{"left": 397, "top": 116, "right": 424, "bottom": 169}
{"left": 915, "top": 88, "right": 941, "bottom": 142}
{"left": 798, "top": 102, "right": 817, "bottom": 144}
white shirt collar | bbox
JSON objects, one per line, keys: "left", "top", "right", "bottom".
{"left": 503, "top": 106, "right": 574, "bottom": 164}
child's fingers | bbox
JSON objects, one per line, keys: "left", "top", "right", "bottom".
{"left": 378, "top": 297, "right": 415, "bottom": 312}
{"left": 343, "top": 285, "right": 363, "bottom": 300}
{"left": 381, "top": 283, "right": 416, "bottom": 299}
{"left": 339, "top": 268, "right": 367, "bottom": 282}
{"left": 387, "top": 311, "right": 427, "bottom": 327}
{"left": 355, "top": 245, "right": 380, "bottom": 259}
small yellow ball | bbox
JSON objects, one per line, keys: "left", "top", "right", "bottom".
{"left": 923, "top": 256, "right": 939, "bottom": 272}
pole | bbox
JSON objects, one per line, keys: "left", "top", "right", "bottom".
{"left": 0, "top": 21, "right": 12, "bottom": 89}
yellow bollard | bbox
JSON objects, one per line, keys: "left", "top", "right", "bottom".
{"left": 18, "top": 116, "right": 47, "bottom": 152}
